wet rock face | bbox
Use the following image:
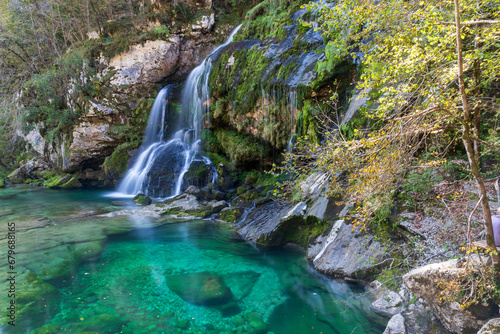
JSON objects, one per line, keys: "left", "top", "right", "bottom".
{"left": 143, "top": 145, "right": 215, "bottom": 199}
{"left": 403, "top": 259, "right": 498, "bottom": 334}
{"left": 166, "top": 272, "right": 233, "bottom": 306}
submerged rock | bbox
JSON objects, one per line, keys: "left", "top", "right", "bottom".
{"left": 0, "top": 269, "right": 60, "bottom": 329}
{"left": 166, "top": 271, "right": 233, "bottom": 306}
{"left": 111, "top": 200, "right": 129, "bottom": 206}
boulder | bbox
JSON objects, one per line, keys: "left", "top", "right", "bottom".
{"left": 166, "top": 272, "right": 232, "bottom": 306}
{"left": 209, "top": 200, "right": 227, "bottom": 213}
{"left": 403, "top": 259, "right": 498, "bottom": 334}
{"left": 477, "top": 318, "right": 500, "bottom": 334}
{"left": 371, "top": 290, "right": 404, "bottom": 317}
{"left": 402, "top": 297, "right": 450, "bottom": 334}
{"left": 159, "top": 194, "right": 212, "bottom": 218}
{"left": 236, "top": 201, "right": 305, "bottom": 242}
{"left": 383, "top": 314, "right": 406, "bottom": 334}
{"left": 307, "top": 220, "right": 385, "bottom": 278}
{"left": 135, "top": 195, "right": 152, "bottom": 206}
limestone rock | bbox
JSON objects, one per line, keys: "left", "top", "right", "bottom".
{"left": 371, "top": 290, "right": 404, "bottom": 317}
{"left": 23, "top": 126, "right": 46, "bottom": 156}
{"left": 341, "top": 89, "right": 371, "bottom": 126}
{"left": 477, "top": 318, "right": 500, "bottom": 334}
{"left": 402, "top": 297, "right": 449, "bottom": 334}
{"left": 307, "top": 220, "right": 385, "bottom": 278}
{"left": 159, "top": 194, "right": 212, "bottom": 218}
{"left": 109, "top": 38, "right": 181, "bottom": 87}
{"left": 403, "top": 259, "right": 498, "bottom": 334}
{"left": 300, "top": 171, "right": 329, "bottom": 199}
{"left": 383, "top": 314, "right": 406, "bottom": 334}
{"left": 209, "top": 200, "right": 227, "bottom": 213}
{"left": 192, "top": 14, "right": 215, "bottom": 32}
{"left": 237, "top": 201, "right": 306, "bottom": 243}
{"left": 67, "top": 120, "right": 120, "bottom": 172}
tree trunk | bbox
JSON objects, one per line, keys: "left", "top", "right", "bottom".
{"left": 454, "top": 0, "right": 500, "bottom": 278}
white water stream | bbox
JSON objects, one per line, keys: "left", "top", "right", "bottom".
{"left": 111, "top": 25, "right": 242, "bottom": 199}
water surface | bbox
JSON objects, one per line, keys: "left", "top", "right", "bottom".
{"left": 0, "top": 186, "right": 386, "bottom": 333}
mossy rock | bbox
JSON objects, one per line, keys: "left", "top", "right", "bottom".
{"left": 166, "top": 272, "right": 233, "bottom": 306}
{"left": 162, "top": 205, "right": 212, "bottom": 218}
{"left": 7, "top": 168, "right": 26, "bottom": 184}
{"left": 135, "top": 195, "right": 152, "bottom": 206}
{"left": 0, "top": 178, "right": 4, "bottom": 188}
{"left": 60, "top": 177, "right": 82, "bottom": 189}
{"left": 218, "top": 207, "right": 245, "bottom": 223}
{"left": 103, "top": 142, "right": 138, "bottom": 179}
{"left": 132, "top": 193, "right": 145, "bottom": 201}
{"left": 43, "top": 174, "right": 82, "bottom": 189}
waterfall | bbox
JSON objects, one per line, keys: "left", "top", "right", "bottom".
{"left": 286, "top": 88, "right": 297, "bottom": 152}
{"left": 112, "top": 25, "right": 242, "bottom": 199}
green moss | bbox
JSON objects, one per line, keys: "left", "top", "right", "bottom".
{"left": 235, "top": 0, "right": 306, "bottom": 42}
{"left": 162, "top": 206, "right": 212, "bottom": 218}
{"left": 218, "top": 208, "right": 245, "bottom": 223}
{"left": 210, "top": 48, "right": 270, "bottom": 116}
{"left": 135, "top": 195, "right": 152, "bottom": 206}
{"left": 295, "top": 99, "right": 320, "bottom": 143}
{"left": 42, "top": 174, "right": 82, "bottom": 189}
{"left": 43, "top": 174, "right": 68, "bottom": 188}
{"left": 214, "top": 129, "right": 265, "bottom": 165}
{"left": 103, "top": 142, "right": 138, "bottom": 177}
{"left": 60, "top": 177, "right": 82, "bottom": 189}
{"left": 0, "top": 179, "right": 4, "bottom": 188}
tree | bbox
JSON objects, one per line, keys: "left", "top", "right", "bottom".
{"left": 289, "top": 0, "right": 500, "bottom": 273}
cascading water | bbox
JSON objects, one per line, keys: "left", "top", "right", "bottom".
{"left": 286, "top": 88, "right": 297, "bottom": 152}
{"left": 114, "top": 25, "right": 241, "bottom": 199}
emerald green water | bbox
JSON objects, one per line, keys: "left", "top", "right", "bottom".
{"left": 0, "top": 185, "right": 386, "bottom": 334}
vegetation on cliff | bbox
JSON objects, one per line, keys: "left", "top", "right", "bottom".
{"left": 276, "top": 0, "right": 500, "bottom": 307}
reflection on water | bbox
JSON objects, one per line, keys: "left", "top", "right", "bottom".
{"left": 0, "top": 186, "right": 387, "bottom": 333}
